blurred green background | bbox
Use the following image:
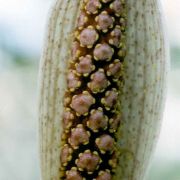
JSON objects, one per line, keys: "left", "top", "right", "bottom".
{"left": 0, "top": 0, "right": 180, "bottom": 180}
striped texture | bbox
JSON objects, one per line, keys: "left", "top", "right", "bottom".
{"left": 39, "top": 1, "right": 81, "bottom": 179}
{"left": 38, "top": 0, "right": 168, "bottom": 180}
{"left": 114, "top": 0, "right": 168, "bottom": 179}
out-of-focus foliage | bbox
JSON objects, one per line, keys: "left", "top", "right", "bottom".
{"left": 148, "top": 160, "right": 180, "bottom": 180}
{"left": 171, "top": 46, "right": 180, "bottom": 69}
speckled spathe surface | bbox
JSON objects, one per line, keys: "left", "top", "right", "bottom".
{"left": 38, "top": 0, "right": 168, "bottom": 179}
